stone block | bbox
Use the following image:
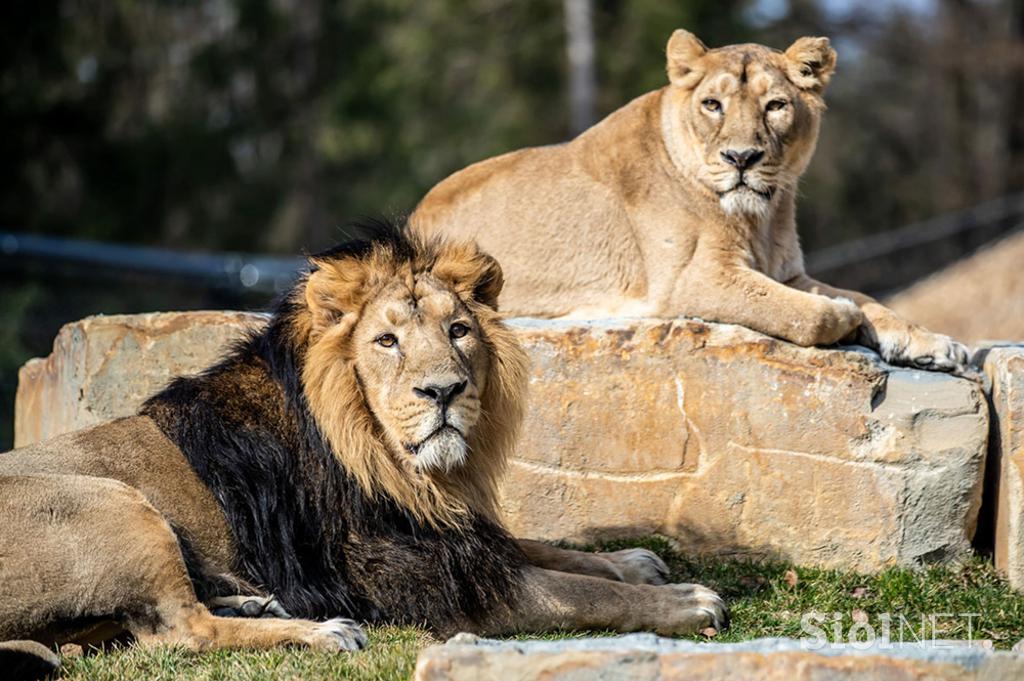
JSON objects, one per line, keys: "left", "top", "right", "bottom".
{"left": 981, "top": 344, "right": 1024, "bottom": 589}
{"left": 14, "top": 313, "right": 989, "bottom": 571}
{"left": 506, "top": 318, "right": 987, "bottom": 571}
{"left": 14, "top": 311, "right": 266, "bottom": 447}
{"left": 413, "top": 634, "right": 1024, "bottom": 681}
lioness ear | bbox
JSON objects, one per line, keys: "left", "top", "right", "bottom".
{"left": 432, "top": 244, "right": 504, "bottom": 309}
{"left": 784, "top": 36, "right": 837, "bottom": 92}
{"left": 304, "top": 257, "right": 370, "bottom": 333}
{"left": 666, "top": 29, "right": 708, "bottom": 88}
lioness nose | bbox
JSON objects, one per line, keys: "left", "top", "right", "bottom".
{"left": 720, "top": 148, "right": 764, "bottom": 170}
{"left": 413, "top": 380, "right": 467, "bottom": 407}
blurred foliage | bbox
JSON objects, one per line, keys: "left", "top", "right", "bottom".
{"left": 2, "top": 0, "right": 1021, "bottom": 253}
{"left": 0, "top": 285, "right": 41, "bottom": 448}
{"left": 1, "top": 0, "right": 1023, "bottom": 448}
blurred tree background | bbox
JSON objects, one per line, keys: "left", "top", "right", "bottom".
{"left": 1, "top": 0, "right": 1023, "bottom": 447}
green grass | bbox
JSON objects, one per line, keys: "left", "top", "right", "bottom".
{"left": 60, "top": 537, "right": 1024, "bottom": 680}
{"left": 61, "top": 626, "right": 432, "bottom": 681}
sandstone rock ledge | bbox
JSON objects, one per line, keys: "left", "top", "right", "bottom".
{"left": 981, "top": 344, "right": 1024, "bottom": 589}
{"left": 413, "top": 634, "right": 1024, "bottom": 681}
{"left": 14, "top": 312, "right": 989, "bottom": 572}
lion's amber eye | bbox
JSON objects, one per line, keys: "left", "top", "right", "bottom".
{"left": 702, "top": 98, "right": 722, "bottom": 113}
{"left": 449, "top": 323, "right": 470, "bottom": 340}
{"left": 766, "top": 99, "right": 787, "bottom": 112}
{"left": 376, "top": 333, "right": 398, "bottom": 348}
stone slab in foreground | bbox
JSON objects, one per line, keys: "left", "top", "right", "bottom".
{"left": 413, "top": 634, "right": 1024, "bottom": 681}
{"left": 14, "top": 312, "right": 988, "bottom": 572}
{"left": 981, "top": 344, "right": 1024, "bottom": 590}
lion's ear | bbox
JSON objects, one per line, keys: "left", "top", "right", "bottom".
{"left": 304, "top": 257, "right": 370, "bottom": 333}
{"left": 784, "top": 36, "right": 837, "bottom": 92}
{"left": 432, "top": 244, "right": 504, "bottom": 309}
{"left": 666, "top": 29, "right": 708, "bottom": 88}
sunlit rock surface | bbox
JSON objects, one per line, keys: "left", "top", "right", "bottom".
{"left": 14, "top": 312, "right": 989, "bottom": 572}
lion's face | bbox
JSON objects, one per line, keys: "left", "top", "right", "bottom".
{"left": 299, "top": 232, "right": 526, "bottom": 513}
{"left": 664, "top": 30, "right": 836, "bottom": 219}
{"left": 351, "top": 274, "right": 489, "bottom": 473}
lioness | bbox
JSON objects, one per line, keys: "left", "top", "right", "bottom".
{"left": 0, "top": 223, "right": 727, "bottom": 677}
{"left": 413, "top": 30, "right": 968, "bottom": 372}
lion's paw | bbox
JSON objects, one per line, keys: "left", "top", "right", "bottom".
{"left": 209, "top": 595, "right": 293, "bottom": 619}
{"left": 878, "top": 329, "right": 970, "bottom": 374}
{"left": 656, "top": 583, "right": 730, "bottom": 636}
{"left": 603, "top": 548, "right": 670, "bottom": 585}
{"left": 303, "top": 618, "right": 368, "bottom": 652}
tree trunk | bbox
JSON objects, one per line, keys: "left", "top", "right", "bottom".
{"left": 563, "top": 0, "right": 597, "bottom": 136}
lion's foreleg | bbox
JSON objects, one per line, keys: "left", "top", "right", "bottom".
{"left": 786, "top": 274, "right": 970, "bottom": 371}
{"left": 516, "top": 539, "right": 668, "bottom": 585}
{"left": 477, "top": 566, "right": 727, "bottom": 636}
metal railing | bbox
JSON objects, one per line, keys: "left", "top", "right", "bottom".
{"left": 3, "top": 191, "right": 1023, "bottom": 297}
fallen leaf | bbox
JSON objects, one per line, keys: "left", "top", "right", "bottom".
{"left": 851, "top": 586, "right": 869, "bottom": 599}
{"left": 852, "top": 609, "right": 868, "bottom": 623}
{"left": 784, "top": 569, "right": 799, "bottom": 588}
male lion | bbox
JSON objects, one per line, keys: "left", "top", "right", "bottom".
{"left": 412, "top": 30, "right": 969, "bottom": 372}
{"left": 0, "top": 222, "right": 726, "bottom": 677}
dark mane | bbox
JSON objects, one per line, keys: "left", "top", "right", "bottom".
{"left": 140, "top": 221, "right": 523, "bottom": 632}
{"left": 312, "top": 216, "right": 415, "bottom": 264}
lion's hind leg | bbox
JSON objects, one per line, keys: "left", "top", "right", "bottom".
{"left": 0, "top": 474, "right": 365, "bottom": 654}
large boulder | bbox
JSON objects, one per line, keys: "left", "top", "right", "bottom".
{"left": 15, "top": 311, "right": 265, "bottom": 446}
{"left": 14, "top": 312, "right": 989, "bottom": 572}
{"left": 981, "top": 344, "right": 1024, "bottom": 589}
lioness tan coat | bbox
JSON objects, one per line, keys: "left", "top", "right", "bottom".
{"left": 413, "top": 29, "right": 968, "bottom": 372}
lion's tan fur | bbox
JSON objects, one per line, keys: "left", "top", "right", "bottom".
{"left": 299, "top": 237, "right": 528, "bottom": 527}
{"left": 413, "top": 29, "right": 969, "bottom": 371}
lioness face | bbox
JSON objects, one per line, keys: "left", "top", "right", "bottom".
{"left": 665, "top": 30, "right": 836, "bottom": 219}
{"left": 352, "top": 274, "right": 489, "bottom": 474}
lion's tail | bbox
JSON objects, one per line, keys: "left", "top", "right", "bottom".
{"left": 0, "top": 640, "right": 60, "bottom": 680}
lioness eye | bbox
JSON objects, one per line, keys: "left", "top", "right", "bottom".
{"left": 766, "top": 99, "right": 787, "bottom": 112}
{"left": 702, "top": 98, "right": 722, "bottom": 113}
{"left": 449, "top": 323, "right": 470, "bottom": 340}
{"left": 376, "top": 333, "right": 398, "bottom": 348}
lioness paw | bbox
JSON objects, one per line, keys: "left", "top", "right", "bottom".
{"left": 303, "top": 618, "right": 368, "bottom": 652}
{"left": 604, "top": 548, "right": 670, "bottom": 585}
{"left": 878, "top": 329, "right": 970, "bottom": 374}
{"left": 803, "top": 296, "right": 863, "bottom": 346}
{"left": 657, "top": 583, "right": 730, "bottom": 636}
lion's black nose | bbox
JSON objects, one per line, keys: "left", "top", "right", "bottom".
{"left": 720, "top": 148, "right": 764, "bottom": 170}
{"left": 413, "top": 380, "right": 467, "bottom": 407}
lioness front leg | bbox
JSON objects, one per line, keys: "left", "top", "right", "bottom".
{"left": 517, "top": 539, "right": 669, "bottom": 585}
{"left": 480, "top": 567, "right": 727, "bottom": 636}
{"left": 681, "top": 265, "right": 863, "bottom": 347}
{"left": 787, "top": 274, "right": 970, "bottom": 372}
